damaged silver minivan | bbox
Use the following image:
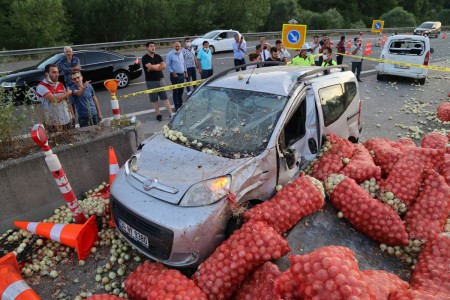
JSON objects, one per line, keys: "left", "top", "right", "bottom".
{"left": 110, "top": 64, "right": 362, "bottom": 268}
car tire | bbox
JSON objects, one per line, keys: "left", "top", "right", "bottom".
{"left": 436, "top": 32, "right": 440, "bottom": 38}
{"left": 418, "top": 78, "right": 426, "bottom": 85}
{"left": 209, "top": 45, "right": 215, "bottom": 54}
{"left": 114, "top": 70, "right": 130, "bottom": 88}
{"left": 224, "top": 200, "right": 258, "bottom": 238}
{"left": 24, "top": 84, "right": 39, "bottom": 104}
{"left": 376, "top": 74, "right": 384, "bottom": 81}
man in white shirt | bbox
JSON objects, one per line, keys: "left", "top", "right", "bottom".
{"left": 276, "top": 40, "right": 291, "bottom": 63}
{"left": 311, "top": 35, "right": 321, "bottom": 66}
{"left": 350, "top": 37, "right": 364, "bottom": 82}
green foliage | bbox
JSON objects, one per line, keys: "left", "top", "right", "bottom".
{"left": 309, "top": 9, "right": 345, "bottom": 30}
{"left": 380, "top": 7, "right": 416, "bottom": 27}
{"left": 434, "top": 9, "right": 450, "bottom": 25}
{"left": 6, "top": 0, "right": 69, "bottom": 49}
{"left": 265, "top": 0, "right": 300, "bottom": 31}
{"left": 350, "top": 20, "right": 368, "bottom": 29}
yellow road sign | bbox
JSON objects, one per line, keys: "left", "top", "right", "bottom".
{"left": 282, "top": 24, "right": 307, "bottom": 50}
{"left": 372, "top": 20, "right": 384, "bottom": 33}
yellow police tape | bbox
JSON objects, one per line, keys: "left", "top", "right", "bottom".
{"left": 118, "top": 79, "right": 204, "bottom": 99}
{"left": 340, "top": 53, "right": 450, "bottom": 72}
{"left": 118, "top": 55, "right": 449, "bottom": 99}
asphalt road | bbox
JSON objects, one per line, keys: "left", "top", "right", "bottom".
{"left": 2, "top": 33, "right": 449, "bottom": 140}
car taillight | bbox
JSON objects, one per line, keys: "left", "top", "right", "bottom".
{"left": 423, "top": 51, "right": 430, "bottom": 66}
{"left": 358, "top": 100, "right": 362, "bottom": 127}
{"left": 135, "top": 58, "right": 140, "bottom": 65}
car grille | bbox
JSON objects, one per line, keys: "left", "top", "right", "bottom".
{"left": 111, "top": 195, "right": 174, "bottom": 260}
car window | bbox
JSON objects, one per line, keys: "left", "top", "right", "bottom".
{"left": 227, "top": 32, "right": 237, "bottom": 39}
{"left": 344, "top": 82, "right": 357, "bottom": 106}
{"left": 84, "top": 52, "right": 109, "bottom": 64}
{"left": 36, "top": 53, "right": 64, "bottom": 69}
{"left": 76, "top": 53, "right": 85, "bottom": 65}
{"left": 388, "top": 40, "right": 424, "bottom": 55}
{"left": 203, "top": 31, "right": 220, "bottom": 39}
{"left": 105, "top": 53, "right": 122, "bottom": 61}
{"left": 218, "top": 32, "right": 227, "bottom": 39}
{"left": 170, "top": 86, "right": 289, "bottom": 158}
{"left": 419, "top": 23, "right": 433, "bottom": 29}
{"left": 319, "top": 84, "right": 346, "bottom": 127}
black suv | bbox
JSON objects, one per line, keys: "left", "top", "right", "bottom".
{"left": 413, "top": 21, "right": 441, "bottom": 38}
{"left": 0, "top": 50, "right": 142, "bottom": 104}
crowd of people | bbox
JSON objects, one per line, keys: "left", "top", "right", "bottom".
{"left": 38, "top": 33, "right": 364, "bottom": 129}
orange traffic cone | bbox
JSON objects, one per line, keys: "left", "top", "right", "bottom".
{"left": 346, "top": 38, "right": 352, "bottom": 48}
{"left": 13, "top": 216, "right": 97, "bottom": 261}
{"left": 0, "top": 253, "right": 41, "bottom": 299}
{"left": 109, "top": 146, "right": 119, "bottom": 185}
{"left": 107, "top": 146, "right": 119, "bottom": 228}
{"left": 443, "top": 32, "right": 447, "bottom": 39}
{"left": 381, "top": 34, "right": 387, "bottom": 45}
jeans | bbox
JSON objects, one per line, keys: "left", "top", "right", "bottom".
{"left": 185, "top": 67, "right": 197, "bottom": 92}
{"left": 79, "top": 115, "right": 99, "bottom": 127}
{"left": 314, "top": 60, "right": 321, "bottom": 66}
{"left": 169, "top": 73, "right": 185, "bottom": 111}
{"left": 234, "top": 58, "right": 246, "bottom": 71}
{"left": 201, "top": 69, "right": 213, "bottom": 79}
{"left": 351, "top": 61, "right": 362, "bottom": 80}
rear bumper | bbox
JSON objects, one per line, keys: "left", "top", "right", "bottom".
{"left": 376, "top": 64, "right": 427, "bottom": 79}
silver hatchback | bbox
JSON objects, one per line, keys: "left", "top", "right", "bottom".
{"left": 110, "top": 64, "right": 362, "bottom": 268}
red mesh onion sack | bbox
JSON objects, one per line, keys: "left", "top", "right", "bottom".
{"left": 325, "top": 134, "right": 356, "bottom": 158}
{"left": 86, "top": 296, "right": 125, "bottom": 300}
{"left": 389, "top": 288, "right": 450, "bottom": 300}
{"left": 311, "top": 154, "right": 345, "bottom": 182}
{"left": 192, "top": 220, "right": 290, "bottom": 300}
{"left": 125, "top": 262, "right": 207, "bottom": 300}
{"left": 340, "top": 144, "right": 382, "bottom": 183}
{"left": 421, "top": 132, "right": 449, "bottom": 149}
{"left": 234, "top": 261, "right": 281, "bottom": 300}
{"left": 437, "top": 102, "right": 450, "bottom": 122}
{"left": 363, "top": 138, "right": 403, "bottom": 177}
{"left": 326, "top": 174, "right": 409, "bottom": 246}
{"left": 289, "top": 246, "right": 374, "bottom": 299}
{"left": 273, "top": 269, "right": 301, "bottom": 300}
{"left": 441, "top": 154, "right": 450, "bottom": 186}
{"left": 406, "top": 147, "right": 445, "bottom": 171}
{"left": 243, "top": 176, "right": 325, "bottom": 234}
{"left": 361, "top": 270, "right": 409, "bottom": 299}
{"left": 405, "top": 169, "right": 450, "bottom": 241}
{"left": 410, "top": 232, "right": 450, "bottom": 294}
{"left": 379, "top": 155, "right": 425, "bottom": 213}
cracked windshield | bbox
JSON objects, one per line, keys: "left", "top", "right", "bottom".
{"left": 170, "top": 86, "right": 288, "bottom": 158}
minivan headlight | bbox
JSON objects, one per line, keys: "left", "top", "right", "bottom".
{"left": 180, "top": 176, "right": 231, "bottom": 207}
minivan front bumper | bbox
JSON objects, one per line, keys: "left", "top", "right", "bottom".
{"left": 110, "top": 171, "right": 231, "bottom": 268}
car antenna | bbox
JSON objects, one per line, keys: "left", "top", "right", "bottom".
{"left": 246, "top": 65, "right": 256, "bottom": 84}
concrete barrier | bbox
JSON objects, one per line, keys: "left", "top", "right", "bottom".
{"left": 0, "top": 122, "right": 144, "bottom": 233}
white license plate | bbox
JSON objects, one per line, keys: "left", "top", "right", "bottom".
{"left": 118, "top": 219, "right": 149, "bottom": 247}
{"left": 394, "top": 64, "right": 409, "bottom": 69}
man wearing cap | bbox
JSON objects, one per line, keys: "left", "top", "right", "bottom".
{"left": 291, "top": 43, "right": 315, "bottom": 66}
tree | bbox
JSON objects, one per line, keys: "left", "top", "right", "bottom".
{"left": 380, "top": 7, "right": 416, "bottom": 27}
{"left": 6, "top": 0, "right": 69, "bottom": 49}
{"left": 309, "top": 8, "right": 345, "bottom": 30}
{"left": 434, "top": 9, "right": 450, "bottom": 25}
{"left": 265, "top": 0, "right": 300, "bottom": 31}
{"left": 215, "top": 0, "right": 270, "bottom": 32}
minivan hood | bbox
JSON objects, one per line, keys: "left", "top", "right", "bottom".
{"left": 130, "top": 133, "right": 250, "bottom": 204}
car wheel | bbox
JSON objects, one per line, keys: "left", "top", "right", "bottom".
{"left": 418, "top": 78, "right": 426, "bottom": 85}
{"left": 114, "top": 70, "right": 130, "bottom": 88}
{"left": 25, "top": 84, "right": 39, "bottom": 104}
{"left": 436, "top": 32, "right": 440, "bottom": 38}
{"left": 224, "top": 200, "right": 259, "bottom": 238}
{"left": 209, "top": 45, "right": 215, "bottom": 54}
{"left": 376, "top": 74, "right": 384, "bottom": 81}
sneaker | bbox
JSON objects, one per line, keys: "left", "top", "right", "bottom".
{"left": 156, "top": 114, "right": 162, "bottom": 121}
{"left": 357, "top": 79, "right": 363, "bottom": 82}
{"left": 186, "top": 91, "right": 193, "bottom": 96}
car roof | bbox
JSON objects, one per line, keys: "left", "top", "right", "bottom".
{"left": 387, "top": 35, "right": 428, "bottom": 41}
{"left": 207, "top": 65, "right": 319, "bottom": 96}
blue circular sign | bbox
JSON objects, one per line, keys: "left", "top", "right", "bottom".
{"left": 287, "top": 30, "right": 301, "bottom": 44}
{"left": 374, "top": 22, "right": 381, "bottom": 29}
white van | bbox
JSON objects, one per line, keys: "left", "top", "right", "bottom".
{"left": 376, "top": 35, "right": 434, "bottom": 85}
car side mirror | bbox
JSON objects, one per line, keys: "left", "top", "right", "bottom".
{"left": 430, "top": 48, "right": 434, "bottom": 54}
{"left": 285, "top": 148, "right": 298, "bottom": 170}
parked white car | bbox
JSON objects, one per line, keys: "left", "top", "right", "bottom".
{"left": 376, "top": 35, "right": 434, "bottom": 85}
{"left": 110, "top": 64, "right": 362, "bottom": 268}
{"left": 191, "top": 29, "right": 240, "bottom": 54}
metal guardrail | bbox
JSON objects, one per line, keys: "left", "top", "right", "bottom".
{"left": 0, "top": 27, "right": 448, "bottom": 58}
